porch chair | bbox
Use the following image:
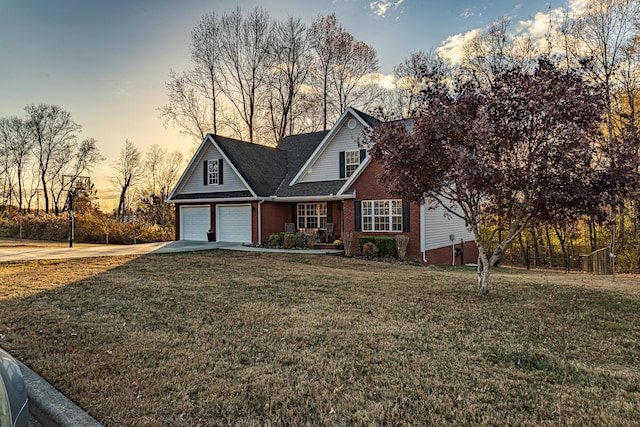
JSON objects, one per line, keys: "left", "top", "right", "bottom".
{"left": 284, "top": 222, "right": 295, "bottom": 233}
{"left": 324, "top": 223, "right": 334, "bottom": 243}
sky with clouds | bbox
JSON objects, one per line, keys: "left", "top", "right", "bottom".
{"left": 0, "top": 0, "right": 582, "bottom": 203}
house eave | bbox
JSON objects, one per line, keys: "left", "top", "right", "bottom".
{"left": 269, "top": 192, "right": 355, "bottom": 203}
{"left": 169, "top": 196, "right": 263, "bottom": 204}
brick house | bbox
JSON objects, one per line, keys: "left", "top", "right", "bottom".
{"left": 167, "top": 108, "right": 477, "bottom": 265}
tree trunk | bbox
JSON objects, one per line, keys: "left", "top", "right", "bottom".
{"left": 477, "top": 252, "right": 491, "bottom": 294}
{"left": 545, "top": 226, "right": 554, "bottom": 267}
{"left": 41, "top": 171, "right": 49, "bottom": 214}
{"left": 554, "top": 225, "right": 569, "bottom": 271}
{"left": 588, "top": 218, "right": 597, "bottom": 252}
{"left": 531, "top": 226, "right": 540, "bottom": 267}
{"left": 322, "top": 72, "right": 328, "bottom": 131}
{"left": 116, "top": 176, "right": 131, "bottom": 221}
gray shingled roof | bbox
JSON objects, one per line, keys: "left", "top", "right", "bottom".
{"left": 273, "top": 131, "right": 328, "bottom": 197}
{"left": 213, "top": 135, "right": 286, "bottom": 197}
{"left": 196, "top": 108, "right": 380, "bottom": 199}
{"left": 350, "top": 107, "right": 381, "bottom": 127}
{"left": 209, "top": 131, "right": 331, "bottom": 198}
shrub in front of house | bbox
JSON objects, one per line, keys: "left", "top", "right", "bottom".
{"left": 295, "top": 231, "right": 308, "bottom": 248}
{"left": 375, "top": 237, "right": 396, "bottom": 257}
{"left": 283, "top": 232, "right": 297, "bottom": 249}
{"left": 268, "top": 233, "right": 283, "bottom": 248}
{"left": 362, "top": 241, "right": 379, "bottom": 258}
{"left": 358, "top": 236, "right": 376, "bottom": 249}
{"left": 358, "top": 236, "right": 396, "bottom": 257}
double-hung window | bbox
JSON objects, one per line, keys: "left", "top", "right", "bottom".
{"left": 344, "top": 150, "right": 360, "bottom": 178}
{"left": 297, "top": 202, "right": 327, "bottom": 229}
{"left": 340, "top": 149, "right": 366, "bottom": 179}
{"left": 207, "top": 159, "right": 219, "bottom": 185}
{"left": 362, "top": 200, "right": 403, "bottom": 232}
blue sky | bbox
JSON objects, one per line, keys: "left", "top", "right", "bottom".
{"left": 0, "top": 0, "right": 575, "bottom": 202}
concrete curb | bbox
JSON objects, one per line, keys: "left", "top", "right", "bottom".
{"left": 18, "top": 362, "right": 102, "bottom": 427}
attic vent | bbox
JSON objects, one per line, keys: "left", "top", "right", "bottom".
{"left": 347, "top": 118, "right": 357, "bottom": 129}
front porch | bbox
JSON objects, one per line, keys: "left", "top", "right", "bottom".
{"left": 260, "top": 200, "right": 345, "bottom": 245}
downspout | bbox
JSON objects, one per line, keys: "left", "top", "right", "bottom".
{"left": 257, "top": 199, "right": 265, "bottom": 246}
{"left": 421, "top": 204, "right": 428, "bottom": 263}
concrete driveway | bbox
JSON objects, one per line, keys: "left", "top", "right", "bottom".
{"left": 0, "top": 240, "right": 340, "bottom": 262}
{"left": 0, "top": 240, "right": 232, "bottom": 263}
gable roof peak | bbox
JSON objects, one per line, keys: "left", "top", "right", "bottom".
{"left": 347, "top": 107, "right": 382, "bottom": 127}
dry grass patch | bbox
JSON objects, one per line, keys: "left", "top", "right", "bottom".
{"left": 0, "top": 251, "right": 639, "bottom": 426}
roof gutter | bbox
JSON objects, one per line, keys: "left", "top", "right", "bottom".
{"left": 167, "top": 196, "right": 262, "bottom": 204}
{"left": 268, "top": 193, "right": 355, "bottom": 203}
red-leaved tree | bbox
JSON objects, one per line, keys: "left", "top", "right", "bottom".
{"left": 367, "top": 60, "right": 611, "bottom": 294}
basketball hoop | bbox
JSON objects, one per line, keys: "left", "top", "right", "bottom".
{"left": 62, "top": 175, "right": 91, "bottom": 248}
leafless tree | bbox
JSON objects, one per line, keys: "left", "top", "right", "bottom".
{"left": 330, "top": 32, "right": 380, "bottom": 116}
{"left": 559, "top": 0, "right": 639, "bottom": 137}
{"left": 112, "top": 140, "right": 143, "bottom": 220}
{"left": 144, "top": 144, "right": 184, "bottom": 201}
{"left": 25, "top": 104, "right": 81, "bottom": 213}
{"left": 219, "top": 7, "right": 274, "bottom": 143}
{"left": 0, "top": 117, "right": 32, "bottom": 212}
{"left": 310, "top": 13, "right": 345, "bottom": 130}
{"left": 191, "top": 12, "right": 223, "bottom": 135}
{"left": 265, "top": 16, "right": 313, "bottom": 144}
{"left": 159, "top": 69, "right": 212, "bottom": 142}
{"left": 50, "top": 137, "right": 104, "bottom": 213}
{"left": 140, "top": 145, "right": 184, "bottom": 226}
{"left": 393, "top": 51, "right": 449, "bottom": 118}
{"left": 460, "top": 17, "right": 538, "bottom": 88}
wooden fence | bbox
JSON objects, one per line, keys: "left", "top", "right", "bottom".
{"left": 579, "top": 247, "right": 613, "bottom": 275}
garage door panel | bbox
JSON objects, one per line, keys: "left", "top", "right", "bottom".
{"left": 217, "top": 205, "right": 251, "bottom": 243}
{"left": 181, "top": 206, "right": 210, "bottom": 241}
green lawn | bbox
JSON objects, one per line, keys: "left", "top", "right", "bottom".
{"left": 1, "top": 251, "right": 639, "bottom": 426}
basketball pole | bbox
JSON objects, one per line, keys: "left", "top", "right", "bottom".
{"left": 68, "top": 188, "right": 75, "bottom": 248}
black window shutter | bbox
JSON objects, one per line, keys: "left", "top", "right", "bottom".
{"left": 218, "top": 159, "right": 223, "bottom": 185}
{"left": 354, "top": 201, "right": 362, "bottom": 232}
{"left": 203, "top": 160, "right": 208, "bottom": 186}
{"left": 291, "top": 204, "right": 297, "bottom": 225}
{"left": 402, "top": 200, "right": 410, "bottom": 232}
{"left": 326, "top": 202, "right": 333, "bottom": 224}
{"left": 339, "top": 151, "right": 345, "bottom": 179}
{"left": 359, "top": 149, "right": 366, "bottom": 163}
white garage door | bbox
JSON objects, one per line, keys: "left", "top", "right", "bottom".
{"left": 217, "top": 204, "right": 252, "bottom": 243}
{"left": 180, "top": 205, "right": 210, "bottom": 241}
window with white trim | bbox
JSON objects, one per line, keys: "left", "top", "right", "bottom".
{"left": 297, "top": 202, "right": 327, "bottom": 229}
{"left": 362, "top": 200, "right": 403, "bottom": 232}
{"left": 345, "top": 150, "right": 360, "bottom": 178}
{"left": 208, "top": 159, "right": 219, "bottom": 185}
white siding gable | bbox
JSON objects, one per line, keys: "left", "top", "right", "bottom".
{"left": 178, "top": 142, "right": 248, "bottom": 194}
{"left": 421, "top": 201, "right": 475, "bottom": 252}
{"left": 300, "top": 117, "right": 366, "bottom": 183}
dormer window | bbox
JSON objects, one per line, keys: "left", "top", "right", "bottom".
{"left": 339, "top": 149, "right": 366, "bottom": 179}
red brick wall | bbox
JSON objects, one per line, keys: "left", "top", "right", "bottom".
{"left": 345, "top": 161, "right": 422, "bottom": 261}
{"left": 424, "top": 240, "right": 479, "bottom": 265}
{"left": 174, "top": 204, "right": 181, "bottom": 240}
{"left": 260, "top": 203, "right": 291, "bottom": 242}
